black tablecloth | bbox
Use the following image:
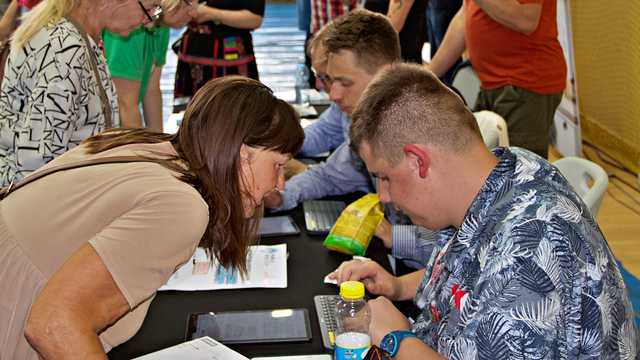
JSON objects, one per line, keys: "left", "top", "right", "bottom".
{"left": 109, "top": 202, "right": 396, "bottom": 359}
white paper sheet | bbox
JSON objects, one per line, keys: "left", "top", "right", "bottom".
{"left": 291, "top": 103, "right": 318, "bottom": 118}
{"left": 252, "top": 356, "right": 331, "bottom": 360}
{"left": 133, "top": 336, "right": 248, "bottom": 360}
{"left": 159, "top": 244, "right": 288, "bottom": 291}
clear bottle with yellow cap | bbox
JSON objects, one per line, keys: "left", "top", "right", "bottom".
{"left": 334, "top": 281, "right": 371, "bottom": 360}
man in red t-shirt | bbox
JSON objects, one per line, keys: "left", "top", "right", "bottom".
{"left": 427, "top": 0, "right": 566, "bottom": 158}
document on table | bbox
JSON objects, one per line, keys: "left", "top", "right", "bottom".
{"left": 253, "top": 356, "right": 331, "bottom": 360}
{"left": 159, "top": 244, "right": 287, "bottom": 291}
{"left": 292, "top": 103, "right": 318, "bottom": 118}
{"left": 133, "top": 336, "right": 248, "bottom": 360}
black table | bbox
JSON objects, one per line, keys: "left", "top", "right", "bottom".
{"left": 109, "top": 203, "right": 394, "bottom": 359}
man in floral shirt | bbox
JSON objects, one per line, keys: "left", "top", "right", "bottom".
{"left": 331, "top": 63, "right": 638, "bottom": 359}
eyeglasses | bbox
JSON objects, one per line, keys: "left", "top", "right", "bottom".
{"left": 311, "top": 68, "right": 332, "bottom": 84}
{"left": 138, "top": 0, "right": 163, "bottom": 23}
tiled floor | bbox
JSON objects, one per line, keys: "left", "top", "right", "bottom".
{"left": 161, "top": 3, "right": 305, "bottom": 132}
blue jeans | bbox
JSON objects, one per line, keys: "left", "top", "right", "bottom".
{"left": 427, "top": 0, "right": 462, "bottom": 85}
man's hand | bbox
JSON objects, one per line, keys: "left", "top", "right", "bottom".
{"left": 284, "top": 158, "right": 308, "bottom": 179}
{"left": 329, "top": 260, "right": 402, "bottom": 300}
{"left": 375, "top": 218, "right": 392, "bottom": 248}
{"left": 368, "top": 297, "right": 411, "bottom": 346}
{"left": 369, "top": 299, "right": 446, "bottom": 359}
{"left": 263, "top": 190, "right": 283, "bottom": 209}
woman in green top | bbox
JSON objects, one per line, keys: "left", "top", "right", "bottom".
{"left": 103, "top": 0, "right": 197, "bottom": 131}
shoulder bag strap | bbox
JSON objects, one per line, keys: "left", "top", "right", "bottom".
{"left": 64, "top": 16, "right": 113, "bottom": 129}
{"left": 0, "top": 156, "right": 155, "bottom": 199}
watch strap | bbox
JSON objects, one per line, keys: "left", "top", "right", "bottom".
{"left": 381, "top": 330, "right": 417, "bottom": 357}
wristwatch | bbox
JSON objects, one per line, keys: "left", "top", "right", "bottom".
{"left": 380, "top": 330, "right": 418, "bottom": 357}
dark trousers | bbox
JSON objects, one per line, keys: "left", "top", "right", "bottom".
{"left": 475, "top": 85, "right": 563, "bottom": 159}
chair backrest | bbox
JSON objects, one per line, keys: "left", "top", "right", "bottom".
{"left": 474, "top": 110, "right": 510, "bottom": 148}
{"left": 452, "top": 62, "right": 481, "bottom": 109}
{"left": 553, "top": 156, "right": 609, "bottom": 216}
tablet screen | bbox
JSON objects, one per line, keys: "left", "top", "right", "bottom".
{"left": 186, "top": 309, "right": 312, "bottom": 344}
{"left": 259, "top": 216, "right": 300, "bottom": 237}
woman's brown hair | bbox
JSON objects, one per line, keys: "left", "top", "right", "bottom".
{"left": 83, "top": 76, "right": 304, "bottom": 272}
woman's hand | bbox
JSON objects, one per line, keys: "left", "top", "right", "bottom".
{"left": 262, "top": 190, "right": 283, "bottom": 209}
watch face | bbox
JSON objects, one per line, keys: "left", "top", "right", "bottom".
{"left": 381, "top": 334, "right": 397, "bottom": 355}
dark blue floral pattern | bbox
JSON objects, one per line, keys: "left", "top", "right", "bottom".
{"left": 412, "top": 147, "right": 638, "bottom": 359}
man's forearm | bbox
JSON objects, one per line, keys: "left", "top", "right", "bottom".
{"left": 427, "top": 8, "right": 465, "bottom": 77}
{"left": 396, "top": 269, "right": 425, "bottom": 301}
{"left": 474, "top": 0, "right": 542, "bottom": 35}
{"left": 300, "top": 105, "right": 345, "bottom": 156}
{"left": 395, "top": 337, "right": 446, "bottom": 359}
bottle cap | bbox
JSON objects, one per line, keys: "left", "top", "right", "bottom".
{"left": 339, "top": 281, "right": 365, "bottom": 300}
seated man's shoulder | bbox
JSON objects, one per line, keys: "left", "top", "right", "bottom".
{"left": 503, "top": 148, "right": 588, "bottom": 224}
{"left": 485, "top": 148, "right": 607, "bottom": 269}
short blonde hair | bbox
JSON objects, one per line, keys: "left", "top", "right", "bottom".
{"left": 306, "top": 21, "right": 334, "bottom": 59}
{"left": 161, "top": 0, "right": 181, "bottom": 12}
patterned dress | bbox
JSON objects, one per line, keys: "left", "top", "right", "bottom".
{"left": 412, "top": 147, "right": 638, "bottom": 359}
{"left": 173, "top": 0, "right": 265, "bottom": 100}
{"left": 0, "top": 19, "right": 119, "bottom": 186}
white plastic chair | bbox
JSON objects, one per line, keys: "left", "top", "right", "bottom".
{"left": 452, "top": 63, "right": 481, "bottom": 109}
{"left": 553, "top": 157, "right": 609, "bottom": 216}
{"left": 474, "top": 110, "right": 510, "bottom": 149}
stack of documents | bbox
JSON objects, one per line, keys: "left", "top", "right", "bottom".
{"left": 159, "top": 244, "right": 288, "bottom": 291}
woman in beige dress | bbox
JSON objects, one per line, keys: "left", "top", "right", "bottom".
{"left": 0, "top": 76, "right": 304, "bottom": 359}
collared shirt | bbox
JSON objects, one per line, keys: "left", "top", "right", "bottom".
{"left": 392, "top": 225, "right": 451, "bottom": 268}
{"left": 299, "top": 103, "right": 350, "bottom": 157}
{"left": 411, "top": 147, "right": 638, "bottom": 359}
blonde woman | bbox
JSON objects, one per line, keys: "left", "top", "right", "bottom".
{"left": 0, "top": 0, "right": 161, "bottom": 186}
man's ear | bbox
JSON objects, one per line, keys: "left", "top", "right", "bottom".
{"left": 403, "top": 144, "right": 429, "bottom": 178}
